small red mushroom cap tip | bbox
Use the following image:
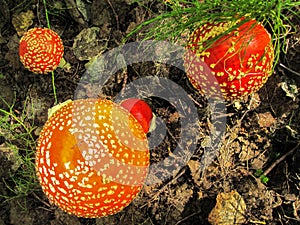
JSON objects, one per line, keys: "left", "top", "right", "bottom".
{"left": 19, "top": 27, "right": 64, "bottom": 74}
{"left": 120, "top": 98, "right": 154, "bottom": 133}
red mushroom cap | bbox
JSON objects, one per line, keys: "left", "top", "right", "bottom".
{"left": 183, "top": 18, "right": 274, "bottom": 100}
{"left": 36, "top": 99, "right": 149, "bottom": 218}
{"left": 19, "top": 27, "right": 64, "bottom": 74}
{"left": 120, "top": 98, "right": 153, "bottom": 133}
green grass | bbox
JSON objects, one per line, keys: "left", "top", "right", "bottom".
{"left": 0, "top": 0, "right": 64, "bottom": 203}
{"left": 127, "top": 0, "right": 300, "bottom": 69}
{"left": 0, "top": 97, "right": 39, "bottom": 202}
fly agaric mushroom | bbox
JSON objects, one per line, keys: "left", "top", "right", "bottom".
{"left": 19, "top": 27, "right": 64, "bottom": 74}
{"left": 183, "top": 18, "right": 274, "bottom": 100}
{"left": 120, "top": 98, "right": 153, "bottom": 133}
{"left": 36, "top": 99, "right": 149, "bottom": 218}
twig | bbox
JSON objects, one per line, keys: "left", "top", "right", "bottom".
{"left": 249, "top": 220, "right": 267, "bottom": 224}
{"left": 280, "top": 63, "right": 300, "bottom": 77}
{"left": 106, "top": 0, "right": 119, "bottom": 30}
{"left": 32, "top": 192, "right": 51, "bottom": 208}
{"left": 174, "top": 211, "right": 201, "bottom": 225}
{"left": 141, "top": 168, "right": 186, "bottom": 208}
{"left": 264, "top": 142, "right": 300, "bottom": 176}
{"left": 120, "top": 69, "right": 128, "bottom": 97}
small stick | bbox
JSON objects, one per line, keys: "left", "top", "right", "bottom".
{"left": 106, "top": 0, "right": 119, "bottom": 30}
{"left": 263, "top": 142, "right": 300, "bottom": 176}
{"left": 280, "top": 63, "right": 300, "bottom": 77}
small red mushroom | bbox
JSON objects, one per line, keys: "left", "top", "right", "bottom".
{"left": 36, "top": 99, "right": 149, "bottom": 218}
{"left": 19, "top": 27, "right": 64, "bottom": 74}
{"left": 120, "top": 98, "right": 153, "bottom": 133}
{"left": 183, "top": 18, "right": 274, "bottom": 100}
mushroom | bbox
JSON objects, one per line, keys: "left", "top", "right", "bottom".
{"left": 19, "top": 27, "right": 64, "bottom": 74}
{"left": 36, "top": 99, "right": 149, "bottom": 218}
{"left": 120, "top": 98, "right": 154, "bottom": 133}
{"left": 183, "top": 18, "right": 274, "bottom": 100}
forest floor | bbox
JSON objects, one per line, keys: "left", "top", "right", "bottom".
{"left": 0, "top": 1, "right": 299, "bottom": 225}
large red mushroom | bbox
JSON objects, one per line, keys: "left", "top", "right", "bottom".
{"left": 36, "top": 99, "right": 149, "bottom": 218}
{"left": 183, "top": 18, "right": 274, "bottom": 100}
{"left": 19, "top": 27, "right": 64, "bottom": 74}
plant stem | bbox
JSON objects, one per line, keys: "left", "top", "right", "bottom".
{"left": 42, "top": 0, "right": 58, "bottom": 105}
{"left": 263, "top": 142, "right": 300, "bottom": 176}
{"left": 51, "top": 71, "right": 58, "bottom": 105}
{"left": 43, "top": 0, "right": 51, "bottom": 29}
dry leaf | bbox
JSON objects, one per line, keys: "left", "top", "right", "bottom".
{"left": 72, "top": 27, "right": 109, "bottom": 61}
{"left": 280, "top": 79, "right": 298, "bottom": 101}
{"left": 257, "top": 111, "right": 276, "bottom": 128}
{"left": 208, "top": 190, "right": 247, "bottom": 225}
{"left": 12, "top": 10, "right": 34, "bottom": 36}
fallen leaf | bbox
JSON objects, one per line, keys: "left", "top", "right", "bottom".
{"left": 280, "top": 79, "right": 298, "bottom": 101}
{"left": 208, "top": 190, "right": 247, "bottom": 225}
{"left": 72, "top": 27, "right": 109, "bottom": 61}
{"left": 12, "top": 10, "right": 34, "bottom": 36}
{"left": 257, "top": 112, "right": 276, "bottom": 128}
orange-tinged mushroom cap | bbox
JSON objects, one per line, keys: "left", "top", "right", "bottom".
{"left": 19, "top": 27, "right": 64, "bottom": 74}
{"left": 183, "top": 18, "right": 274, "bottom": 100}
{"left": 36, "top": 99, "right": 149, "bottom": 218}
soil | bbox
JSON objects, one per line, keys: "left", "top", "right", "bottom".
{"left": 0, "top": 1, "right": 299, "bottom": 225}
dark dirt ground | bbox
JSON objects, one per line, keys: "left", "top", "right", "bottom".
{"left": 0, "top": 1, "right": 300, "bottom": 225}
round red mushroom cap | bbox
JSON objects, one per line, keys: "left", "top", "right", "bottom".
{"left": 120, "top": 98, "right": 153, "bottom": 133}
{"left": 36, "top": 99, "right": 149, "bottom": 218}
{"left": 183, "top": 18, "right": 274, "bottom": 100}
{"left": 19, "top": 27, "right": 64, "bottom": 74}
